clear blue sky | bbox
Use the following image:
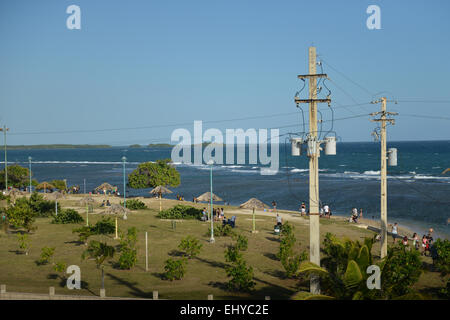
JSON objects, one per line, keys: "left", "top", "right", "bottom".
{"left": 1, "top": 0, "right": 449, "bottom": 145}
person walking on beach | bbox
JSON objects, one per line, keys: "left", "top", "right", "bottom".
{"left": 300, "top": 202, "right": 306, "bottom": 216}
{"left": 412, "top": 233, "right": 419, "bottom": 250}
{"left": 276, "top": 214, "right": 282, "bottom": 226}
{"left": 272, "top": 200, "right": 277, "bottom": 213}
{"left": 359, "top": 208, "right": 363, "bottom": 219}
{"left": 323, "top": 204, "right": 329, "bottom": 217}
{"left": 391, "top": 223, "right": 398, "bottom": 243}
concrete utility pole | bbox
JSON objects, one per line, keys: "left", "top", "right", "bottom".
{"left": 370, "top": 97, "right": 397, "bottom": 258}
{"left": 294, "top": 47, "right": 331, "bottom": 294}
{"left": 0, "top": 126, "right": 9, "bottom": 191}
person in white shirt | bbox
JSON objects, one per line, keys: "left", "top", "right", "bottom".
{"left": 323, "top": 204, "right": 330, "bottom": 217}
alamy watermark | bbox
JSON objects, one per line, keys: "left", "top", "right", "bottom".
{"left": 170, "top": 121, "right": 280, "bottom": 175}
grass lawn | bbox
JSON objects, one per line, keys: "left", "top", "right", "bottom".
{"left": 0, "top": 195, "right": 447, "bottom": 299}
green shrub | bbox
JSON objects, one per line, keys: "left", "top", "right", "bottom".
{"left": 29, "top": 192, "right": 57, "bottom": 217}
{"left": 224, "top": 234, "right": 255, "bottom": 292}
{"left": 206, "top": 224, "right": 235, "bottom": 237}
{"left": 158, "top": 205, "right": 202, "bottom": 220}
{"left": 225, "top": 259, "right": 255, "bottom": 292}
{"left": 118, "top": 247, "right": 138, "bottom": 270}
{"left": 53, "top": 261, "right": 67, "bottom": 273}
{"left": 52, "top": 209, "right": 84, "bottom": 224}
{"left": 72, "top": 226, "right": 92, "bottom": 244}
{"left": 37, "top": 246, "right": 55, "bottom": 265}
{"left": 90, "top": 217, "right": 115, "bottom": 235}
{"left": 6, "top": 199, "right": 36, "bottom": 232}
{"left": 121, "top": 199, "right": 147, "bottom": 210}
{"left": 17, "top": 233, "right": 31, "bottom": 255}
{"left": 117, "top": 227, "right": 138, "bottom": 270}
{"left": 178, "top": 236, "right": 203, "bottom": 259}
{"left": 277, "top": 222, "right": 307, "bottom": 278}
{"left": 163, "top": 258, "right": 187, "bottom": 281}
{"left": 380, "top": 244, "right": 423, "bottom": 298}
{"left": 432, "top": 238, "right": 450, "bottom": 274}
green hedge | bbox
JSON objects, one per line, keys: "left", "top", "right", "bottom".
{"left": 52, "top": 209, "right": 84, "bottom": 224}
{"left": 157, "top": 205, "right": 202, "bottom": 220}
{"left": 121, "top": 199, "right": 147, "bottom": 210}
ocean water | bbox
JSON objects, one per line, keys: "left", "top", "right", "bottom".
{"left": 4, "top": 140, "right": 450, "bottom": 239}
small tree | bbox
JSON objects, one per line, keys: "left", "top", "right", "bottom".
{"left": 0, "top": 164, "right": 29, "bottom": 189}
{"left": 277, "top": 222, "right": 307, "bottom": 278}
{"left": 128, "top": 159, "right": 180, "bottom": 189}
{"left": 37, "top": 246, "right": 55, "bottom": 265}
{"left": 224, "top": 234, "right": 255, "bottom": 292}
{"left": 17, "top": 233, "right": 31, "bottom": 255}
{"left": 117, "top": 227, "right": 138, "bottom": 270}
{"left": 163, "top": 258, "right": 187, "bottom": 281}
{"left": 82, "top": 240, "right": 115, "bottom": 290}
{"left": 178, "top": 235, "right": 203, "bottom": 259}
{"left": 6, "top": 199, "right": 36, "bottom": 232}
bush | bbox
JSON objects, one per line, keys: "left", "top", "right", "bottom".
{"left": 277, "top": 222, "right": 307, "bottom": 278}
{"left": 432, "top": 238, "right": 450, "bottom": 274}
{"left": 206, "top": 224, "right": 235, "bottom": 237}
{"left": 121, "top": 199, "right": 147, "bottom": 210}
{"left": 90, "top": 217, "right": 115, "bottom": 235}
{"left": 17, "top": 233, "right": 31, "bottom": 255}
{"left": 52, "top": 209, "right": 84, "bottom": 224}
{"left": 225, "top": 259, "right": 255, "bottom": 292}
{"left": 36, "top": 246, "right": 55, "bottom": 265}
{"left": 163, "top": 258, "right": 187, "bottom": 281}
{"left": 224, "top": 234, "right": 255, "bottom": 292}
{"left": 381, "top": 244, "right": 423, "bottom": 298}
{"left": 6, "top": 199, "right": 36, "bottom": 232}
{"left": 72, "top": 226, "right": 92, "bottom": 244}
{"left": 158, "top": 205, "right": 202, "bottom": 220}
{"left": 118, "top": 247, "right": 138, "bottom": 270}
{"left": 29, "top": 192, "right": 57, "bottom": 217}
{"left": 117, "top": 227, "right": 138, "bottom": 270}
{"left": 178, "top": 236, "right": 203, "bottom": 259}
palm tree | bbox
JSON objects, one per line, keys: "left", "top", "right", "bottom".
{"left": 82, "top": 240, "right": 115, "bottom": 290}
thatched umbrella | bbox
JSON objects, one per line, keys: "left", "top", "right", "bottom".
{"left": 79, "top": 196, "right": 96, "bottom": 226}
{"left": 196, "top": 192, "right": 223, "bottom": 202}
{"left": 49, "top": 191, "right": 65, "bottom": 216}
{"left": 102, "top": 204, "right": 131, "bottom": 239}
{"left": 240, "top": 198, "right": 269, "bottom": 233}
{"left": 95, "top": 182, "right": 114, "bottom": 194}
{"left": 150, "top": 186, "right": 173, "bottom": 212}
{"left": 36, "top": 181, "right": 55, "bottom": 193}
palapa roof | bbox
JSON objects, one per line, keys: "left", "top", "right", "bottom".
{"left": 149, "top": 185, "right": 173, "bottom": 195}
{"left": 102, "top": 204, "right": 130, "bottom": 215}
{"left": 196, "top": 192, "right": 224, "bottom": 202}
{"left": 239, "top": 198, "right": 269, "bottom": 210}
{"left": 36, "top": 181, "right": 55, "bottom": 190}
{"left": 95, "top": 182, "right": 115, "bottom": 192}
{"left": 78, "top": 196, "right": 96, "bottom": 206}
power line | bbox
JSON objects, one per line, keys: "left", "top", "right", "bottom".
{"left": 320, "top": 58, "right": 375, "bottom": 97}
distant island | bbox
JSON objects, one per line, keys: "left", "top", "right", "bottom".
{"left": 7, "top": 144, "right": 112, "bottom": 150}
{"left": 129, "top": 144, "right": 142, "bottom": 148}
{"left": 148, "top": 143, "right": 174, "bottom": 148}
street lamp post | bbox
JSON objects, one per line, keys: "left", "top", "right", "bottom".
{"left": 122, "top": 156, "right": 127, "bottom": 209}
{"left": 28, "top": 156, "right": 32, "bottom": 193}
{"left": 0, "top": 126, "right": 9, "bottom": 191}
{"left": 208, "top": 160, "right": 215, "bottom": 243}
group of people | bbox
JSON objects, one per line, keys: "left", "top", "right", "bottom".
{"left": 176, "top": 194, "right": 185, "bottom": 201}
{"left": 201, "top": 207, "right": 225, "bottom": 222}
{"left": 100, "top": 199, "right": 111, "bottom": 207}
{"left": 348, "top": 207, "right": 363, "bottom": 223}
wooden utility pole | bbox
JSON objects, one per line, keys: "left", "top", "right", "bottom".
{"left": 0, "top": 126, "right": 9, "bottom": 191}
{"left": 371, "top": 97, "right": 397, "bottom": 258}
{"left": 295, "top": 47, "right": 330, "bottom": 294}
